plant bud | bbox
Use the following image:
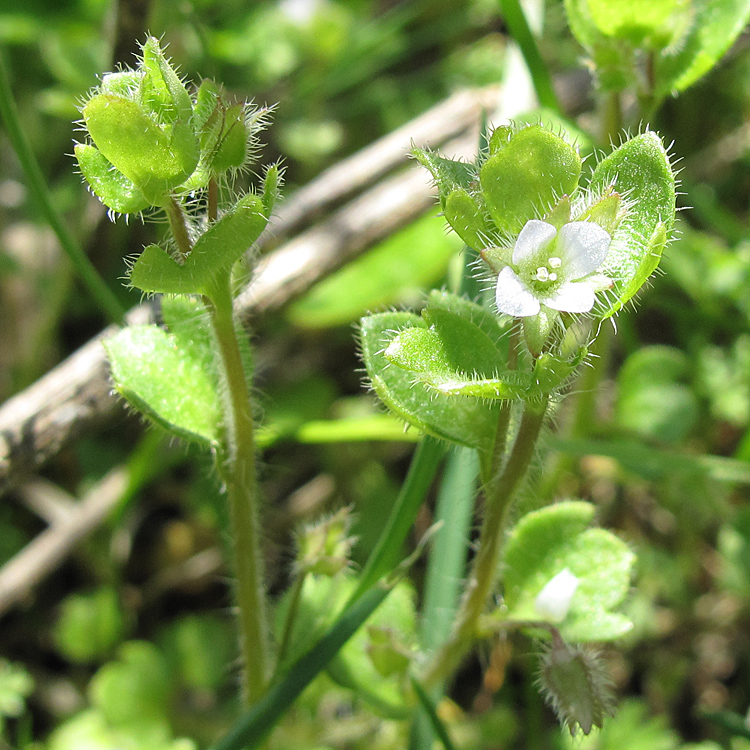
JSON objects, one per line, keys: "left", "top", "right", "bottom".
{"left": 297, "top": 507, "right": 354, "bottom": 577}
{"left": 538, "top": 635, "right": 614, "bottom": 735}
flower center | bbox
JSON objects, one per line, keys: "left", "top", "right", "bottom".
{"left": 531, "top": 256, "right": 562, "bottom": 285}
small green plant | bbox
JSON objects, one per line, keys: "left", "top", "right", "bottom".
{"left": 54, "top": 0, "right": 747, "bottom": 741}
{"left": 359, "top": 123, "right": 676, "bottom": 730}
{"left": 76, "top": 37, "right": 279, "bottom": 705}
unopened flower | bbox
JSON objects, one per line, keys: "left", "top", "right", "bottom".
{"left": 535, "top": 568, "right": 580, "bottom": 623}
{"left": 495, "top": 219, "right": 612, "bottom": 317}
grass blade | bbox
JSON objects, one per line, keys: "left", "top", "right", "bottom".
{"left": 209, "top": 584, "right": 391, "bottom": 750}
{"left": 498, "top": 0, "right": 561, "bottom": 115}
{"left": 411, "top": 676, "right": 458, "bottom": 750}
{"left": 350, "top": 435, "right": 445, "bottom": 603}
{"left": 0, "top": 50, "right": 125, "bottom": 323}
{"left": 411, "top": 447, "right": 478, "bottom": 750}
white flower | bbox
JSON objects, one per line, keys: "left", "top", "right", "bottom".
{"left": 495, "top": 220, "right": 612, "bottom": 318}
{"left": 535, "top": 568, "right": 580, "bottom": 623}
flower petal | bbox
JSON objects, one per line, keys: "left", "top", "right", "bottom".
{"left": 556, "top": 221, "right": 611, "bottom": 279}
{"left": 535, "top": 568, "right": 580, "bottom": 623}
{"left": 543, "top": 280, "right": 596, "bottom": 313}
{"left": 512, "top": 220, "right": 557, "bottom": 265}
{"left": 496, "top": 266, "right": 541, "bottom": 317}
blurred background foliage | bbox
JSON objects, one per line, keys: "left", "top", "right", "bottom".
{"left": 2, "top": 0, "right": 750, "bottom": 748}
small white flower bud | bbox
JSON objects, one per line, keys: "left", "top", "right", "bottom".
{"left": 535, "top": 568, "right": 580, "bottom": 623}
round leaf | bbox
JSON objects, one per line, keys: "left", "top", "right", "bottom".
{"left": 503, "top": 501, "right": 636, "bottom": 641}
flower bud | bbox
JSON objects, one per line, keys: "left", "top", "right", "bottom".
{"left": 538, "top": 636, "right": 614, "bottom": 735}
{"left": 535, "top": 568, "right": 580, "bottom": 623}
{"left": 297, "top": 507, "right": 354, "bottom": 577}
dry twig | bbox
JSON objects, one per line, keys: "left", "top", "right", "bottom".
{"left": 0, "top": 86, "right": 498, "bottom": 495}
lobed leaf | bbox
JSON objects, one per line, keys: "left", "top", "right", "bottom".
{"left": 503, "top": 501, "right": 635, "bottom": 642}
{"left": 129, "top": 193, "right": 268, "bottom": 295}
{"left": 360, "top": 312, "right": 499, "bottom": 450}
{"left": 140, "top": 37, "right": 193, "bottom": 124}
{"left": 83, "top": 94, "right": 197, "bottom": 204}
{"left": 383, "top": 306, "right": 530, "bottom": 399}
{"left": 425, "top": 290, "right": 511, "bottom": 352}
{"left": 444, "top": 188, "right": 494, "bottom": 249}
{"left": 411, "top": 147, "right": 476, "bottom": 209}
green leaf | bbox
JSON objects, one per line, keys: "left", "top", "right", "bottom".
{"left": 585, "top": 0, "right": 690, "bottom": 48}
{"left": 360, "top": 312, "right": 499, "bottom": 450}
{"left": 480, "top": 125, "right": 581, "bottom": 236}
{"left": 89, "top": 642, "right": 171, "bottom": 728}
{"left": 262, "top": 162, "right": 282, "bottom": 215}
{"left": 503, "top": 501, "right": 635, "bottom": 641}
{"left": 48, "top": 709, "right": 196, "bottom": 750}
{"left": 0, "top": 660, "right": 33, "bottom": 719}
{"left": 350, "top": 436, "right": 445, "bottom": 603}
{"left": 160, "top": 615, "right": 235, "bottom": 692}
{"left": 210, "top": 585, "right": 391, "bottom": 750}
{"left": 590, "top": 132, "right": 675, "bottom": 315}
{"left": 278, "top": 575, "right": 415, "bottom": 717}
{"left": 616, "top": 346, "right": 698, "bottom": 443}
{"left": 194, "top": 80, "right": 220, "bottom": 132}
{"left": 425, "top": 289, "right": 511, "bottom": 352}
{"left": 532, "top": 348, "right": 588, "bottom": 393}
{"left": 139, "top": 37, "right": 193, "bottom": 124}
{"left": 328, "top": 580, "right": 417, "bottom": 718}
{"left": 75, "top": 144, "right": 150, "bottom": 214}
{"left": 83, "top": 94, "right": 197, "bottom": 204}
{"left": 211, "top": 104, "right": 248, "bottom": 172}
{"left": 419, "top": 306, "right": 505, "bottom": 371}
{"left": 654, "top": 0, "right": 750, "bottom": 99}
{"left": 412, "top": 147, "right": 476, "bottom": 208}
{"left": 100, "top": 70, "right": 142, "bottom": 98}
{"left": 444, "top": 188, "right": 494, "bottom": 249}
{"left": 561, "top": 699, "right": 680, "bottom": 750}
{"left": 383, "top": 307, "right": 530, "bottom": 399}
{"left": 104, "top": 325, "right": 221, "bottom": 445}
{"left": 391, "top": 306, "right": 532, "bottom": 398}
{"left": 371, "top": 319, "right": 443, "bottom": 369}
{"left": 54, "top": 588, "right": 126, "bottom": 664}
{"left": 129, "top": 193, "right": 268, "bottom": 295}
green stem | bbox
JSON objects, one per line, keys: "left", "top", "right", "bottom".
{"left": 208, "top": 177, "right": 219, "bottom": 223}
{"left": 204, "top": 274, "right": 268, "bottom": 705}
{"left": 602, "top": 90, "right": 623, "bottom": 147}
{"left": 422, "top": 398, "right": 548, "bottom": 688}
{"left": 0, "top": 49, "right": 124, "bottom": 323}
{"left": 166, "top": 195, "right": 193, "bottom": 259}
{"left": 538, "top": 322, "right": 612, "bottom": 499}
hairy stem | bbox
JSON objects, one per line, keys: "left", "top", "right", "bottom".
{"left": 204, "top": 275, "right": 268, "bottom": 704}
{"left": 423, "top": 398, "right": 548, "bottom": 688}
{"left": 166, "top": 196, "right": 193, "bottom": 259}
{"left": 208, "top": 177, "right": 219, "bottom": 223}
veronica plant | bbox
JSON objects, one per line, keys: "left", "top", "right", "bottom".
{"left": 75, "top": 38, "right": 280, "bottom": 705}
{"left": 359, "top": 122, "right": 677, "bottom": 732}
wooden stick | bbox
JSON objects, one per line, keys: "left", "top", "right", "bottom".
{"left": 0, "top": 89, "right": 494, "bottom": 496}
